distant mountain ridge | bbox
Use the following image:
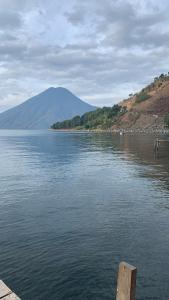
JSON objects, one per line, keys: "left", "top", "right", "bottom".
{"left": 0, "top": 87, "right": 96, "bottom": 129}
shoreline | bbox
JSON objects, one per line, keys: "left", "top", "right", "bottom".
{"left": 50, "top": 128, "right": 169, "bottom": 135}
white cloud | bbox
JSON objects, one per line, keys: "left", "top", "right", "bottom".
{"left": 0, "top": 0, "right": 169, "bottom": 112}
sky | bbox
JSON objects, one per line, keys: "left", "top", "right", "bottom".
{"left": 0, "top": 0, "right": 169, "bottom": 112}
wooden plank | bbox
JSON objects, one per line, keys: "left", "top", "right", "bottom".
{"left": 116, "top": 262, "right": 137, "bottom": 300}
{"left": 0, "top": 280, "right": 12, "bottom": 298}
{"left": 1, "top": 293, "right": 21, "bottom": 300}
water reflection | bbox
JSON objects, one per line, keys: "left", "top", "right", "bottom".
{"left": 0, "top": 130, "right": 169, "bottom": 300}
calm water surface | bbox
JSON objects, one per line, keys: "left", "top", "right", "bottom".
{"left": 0, "top": 130, "right": 169, "bottom": 300}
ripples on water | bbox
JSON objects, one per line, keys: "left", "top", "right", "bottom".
{"left": 0, "top": 130, "right": 169, "bottom": 299}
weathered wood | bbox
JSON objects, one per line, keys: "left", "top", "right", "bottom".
{"left": 0, "top": 280, "right": 12, "bottom": 298}
{"left": 1, "top": 293, "right": 21, "bottom": 300}
{"left": 116, "top": 262, "right": 137, "bottom": 300}
{"left": 0, "top": 281, "right": 20, "bottom": 300}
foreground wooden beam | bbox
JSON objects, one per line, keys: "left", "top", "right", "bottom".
{"left": 0, "top": 280, "right": 20, "bottom": 300}
{"left": 116, "top": 262, "right": 137, "bottom": 300}
{"left": 0, "top": 262, "right": 137, "bottom": 300}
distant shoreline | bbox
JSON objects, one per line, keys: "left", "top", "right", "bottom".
{"left": 50, "top": 128, "right": 169, "bottom": 135}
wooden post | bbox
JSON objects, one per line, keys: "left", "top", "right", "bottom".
{"left": 154, "top": 138, "right": 160, "bottom": 152}
{"left": 116, "top": 262, "right": 137, "bottom": 300}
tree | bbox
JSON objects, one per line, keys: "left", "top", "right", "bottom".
{"left": 159, "top": 73, "right": 165, "bottom": 79}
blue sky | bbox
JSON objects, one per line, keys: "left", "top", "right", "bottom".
{"left": 0, "top": 0, "right": 169, "bottom": 112}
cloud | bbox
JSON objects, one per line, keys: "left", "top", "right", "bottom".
{"left": 0, "top": 0, "right": 169, "bottom": 112}
{"left": 0, "top": 11, "right": 22, "bottom": 29}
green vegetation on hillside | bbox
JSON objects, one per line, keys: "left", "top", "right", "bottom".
{"left": 142, "top": 72, "right": 169, "bottom": 93}
{"left": 51, "top": 105, "right": 127, "bottom": 130}
{"left": 140, "top": 73, "right": 169, "bottom": 94}
{"left": 51, "top": 72, "right": 169, "bottom": 131}
{"left": 135, "top": 91, "right": 151, "bottom": 103}
{"left": 164, "top": 114, "right": 169, "bottom": 127}
{"left": 129, "top": 73, "right": 169, "bottom": 104}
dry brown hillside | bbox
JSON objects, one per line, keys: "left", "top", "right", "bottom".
{"left": 114, "top": 74, "right": 169, "bottom": 130}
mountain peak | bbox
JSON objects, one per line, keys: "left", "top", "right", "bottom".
{"left": 56, "top": 87, "right": 67, "bottom": 91}
{"left": 48, "top": 86, "right": 56, "bottom": 90}
{"left": 45, "top": 87, "right": 56, "bottom": 92}
{"left": 44, "top": 87, "right": 73, "bottom": 95}
{"left": 0, "top": 88, "right": 96, "bottom": 129}
{"left": 55, "top": 87, "right": 74, "bottom": 94}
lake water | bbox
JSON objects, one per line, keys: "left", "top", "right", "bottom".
{"left": 0, "top": 130, "right": 169, "bottom": 300}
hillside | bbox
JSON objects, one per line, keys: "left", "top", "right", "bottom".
{"left": 51, "top": 105, "right": 127, "bottom": 130}
{"left": 117, "top": 73, "right": 169, "bottom": 130}
{"left": 0, "top": 87, "right": 96, "bottom": 129}
{"left": 51, "top": 73, "right": 169, "bottom": 131}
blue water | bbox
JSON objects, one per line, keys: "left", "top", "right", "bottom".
{"left": 0, "top": 130, "right": 169, "bottom": 299}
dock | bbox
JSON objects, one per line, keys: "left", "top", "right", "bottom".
{"left": 0, "top": 280, "right": 20, "bottom": 299}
